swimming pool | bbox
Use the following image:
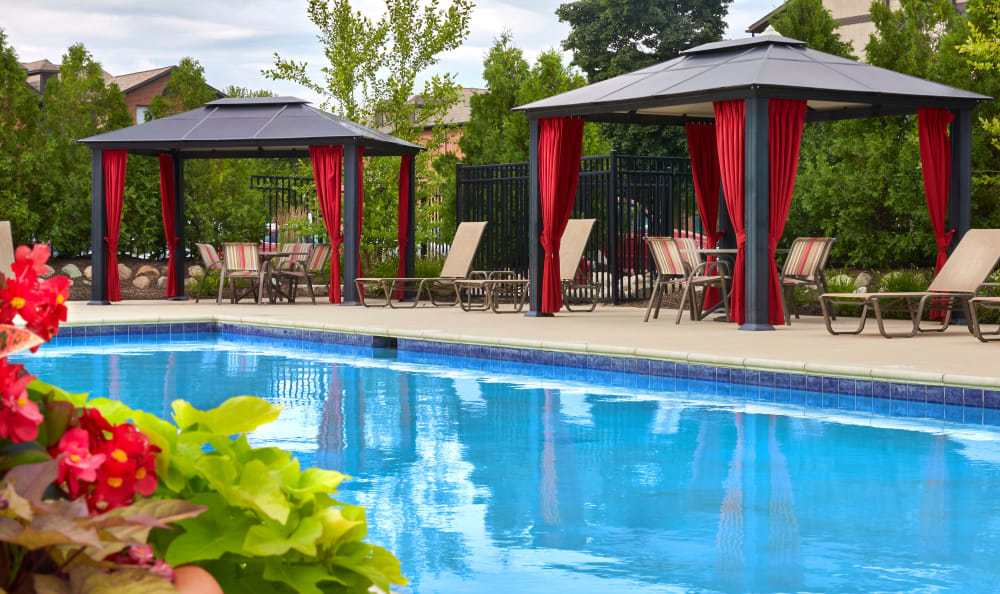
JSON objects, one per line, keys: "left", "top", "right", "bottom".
{"left": 17, "top": 332, "right": 1000, "bottom": 593}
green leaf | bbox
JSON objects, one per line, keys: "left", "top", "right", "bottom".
{"left": 262, "top": 558, "right": 339, "bottom": 594}
{"left": 41, "top": 400, "right": 76, "bottom": 448}
{"left": 243, "top": 515, "right": 322, "bottom": 557}
{"left": 85, "top": 398, "right": 135, "bottom": 425}
{"left": 286, "top": 468, "right": 346, "bottom": 501}
{"left": 164, "top": 495, "right": 254, "bottom": 566}
{"left": 5, "top": 458, "right": 60, "bottom": 503}
{"left": 0, "top": 441, "right": 52, "bottom": 471}
{"left": 172, "top": 396, "right": 281, "bottom": 435}
{"left": 33, "top": 574, "right": 70, "bottom": 594}
{"left": 0, "top": 481, "right": 34, "bottom": 520}
{"left": 70, "top": 564, "right": 178, "bottom": 593}
{"left": 31, "top": 379, "right": 88, "bottom": 408}
{"left": 316, "top": 506, "right": 365, "bottom": 549}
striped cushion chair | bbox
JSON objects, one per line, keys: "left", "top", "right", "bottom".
{"left": 644, "top": 236, "right": 730, "bottom": 324}
{"left": 274, "top": 243, "right": 331, "bottom": 304}
{"left": 275, "top": 242, "right": 313, "bottom": 271}
{"left": 193, "top": 243, "right": 224, "bottom": 303}
{"left": 780, "top": 237, "right": 836, "bottom": 324}
{"left": 218, "top": 242, "right": 264, "bottom": 304}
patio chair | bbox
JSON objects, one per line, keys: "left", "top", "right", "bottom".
{"left": 217, "top": 242, "right": 265, "bottom": 304}
{"left": 355, "top": 221, "right": 488, "bottom": 307}
{"left": 819, "top": 228, "right": 1000, "bottom": 338}
{"left": 193, "top": 243, "right": 223, "bottom": 303}
{"left": 968, "top": 297, "right": 1000, "bottom": 343}
{"left": 643, "top": 236, "right": 730, "bottom": 323}
{"left": 273, "top": 243, "right": 331, "bottom": 304}
{"left": 454, "top": 218, "right": 601, "bottom": 313}
{"left": 780, "top": 237, "right": 836, "bottom": 325}
{"left": 0, "top": 221, "right": 13, "bottom": 280}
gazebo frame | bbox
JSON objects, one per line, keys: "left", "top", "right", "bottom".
{"left": 79, "top": 97, "right": 423, "bottom": 305}
{"left": 515, "top": 36, "right": 991, "bottom": 329}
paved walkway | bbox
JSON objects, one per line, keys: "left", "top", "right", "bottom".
{"left": 64, "top": 300, "right": 1000, "bottom": 388}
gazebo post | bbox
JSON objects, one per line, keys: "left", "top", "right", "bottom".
{"left": 525, "top": 117, "right": 549, "bottom": 317}
{"left": 742, "top": 95, "right": 773, "bottom": 331}
{"left": 948, "top": 108, "right": 973, "bottom": 247}
{"left": 404, "top": 154, "right": 417, "bottom": 279}
{"left": 341, "top": 143, "right": 361, "bottom": 305}
{"left": 88, "top": 148, "right": 109, "bottom": 305}
{"left": 169, "top": 155, "right": 188, "bottom": 300}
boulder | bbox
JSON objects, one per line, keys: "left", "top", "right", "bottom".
{"left": 184, "top": 277, "right": 198, "bottom": 288}
{"left": 853, "top": 271, "right": 873, "bottom": 288}
{"left": 81, "top": 278, "right": 91, "bottom": 286}
{"left": 118, "top": 263, "right": 133, "bottom": 281}
{"left": 40, "top": 265, "right": 56, "bottom": 278}
{"left": 83, "top": 266, "right": 92, "bottom": 280}
{"left": 136, "top": 265, "right": 160, "bottom": 277}
{"left": 188, "top": 265, "right": 204, "bottom": 278}
{"left": 61, "top": 264, "right": 82, "bottom": 279}
{"left": 132, "top": 276, "right": 151, "bottom": 290}
{"left": 157, "top": 277, "right": 168, "bottom": 289}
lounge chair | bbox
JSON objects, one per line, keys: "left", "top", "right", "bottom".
{"left": 273, "top": 243, "right": 332, "bottom": 304}
{"left": 644, "top": 236, "right": 730, "bottom": 323}
{"left": 780, "top": 237, "right": 836, "bottom": 325}
{"left": 217, "top": 242, "right": 265, "bottom": 304}
{"left": 194, "top": 243, "right": 223, "bottom": 303}
{"left": 455, "top": 218, "right": 600, "bottom": 313}
{"left": 969, "top": 297, "right": 1000, "bottom": 342}
{"left": 355, "top": 221, "right": 488, "bottom": 307}
{"left": 819, "top": 229, "right": 1000, "bottom": 338}
{"left": 0, "top": 221, "right": 13, "bottom": 280}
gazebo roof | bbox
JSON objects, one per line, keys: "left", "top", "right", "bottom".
{"left": 79, "top": 96, "right": 424, "bottom": 158}
{"left": 514, "top": 36, "right": 991, "bottom": 124}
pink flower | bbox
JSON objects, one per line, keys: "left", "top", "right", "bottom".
{"left": 14, "top": 245, "right": 51, "bottom": 276}
{"left": 0, "top": 359, "right": 41, "bottom": 443}
{"left": 149, "top": 559, "right": 174, "bottom": 581}
{"left": 129, "top": 544, "right": 154, "bottom": 565}
{"left": 53, "top": 428, "right": 107, "bottom": 498}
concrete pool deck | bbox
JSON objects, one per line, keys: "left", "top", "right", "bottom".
{"left": 63, "top": 300, "right": 1000, "bottom": 389}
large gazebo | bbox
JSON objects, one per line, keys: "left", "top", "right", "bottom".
{"left": 514, "top": 35, "right": 991, "bottom": 329}
{"left": 79, "top": 96, "right": 423, "bottom": 306}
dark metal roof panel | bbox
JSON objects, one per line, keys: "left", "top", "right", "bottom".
{"left": 514, "top": 37, "right": 991, "bottom": 117}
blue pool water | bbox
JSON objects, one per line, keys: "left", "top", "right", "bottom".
{"left": 16, "top": 336, "right": 1000, "bottom": 593}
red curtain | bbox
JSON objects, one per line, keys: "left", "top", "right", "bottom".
{"left": 357, "top": 146, "right": 366, "bottom": 277}
{"left": 918, "top": 107, "right": 954, "bottom": 274}
{"left": 538, "top": 117, "right": 585, "bottom": 313}
{"left": 103, "top": 150, "right": 128, "bottom": 302}
{"left": 158, "top": 155, "right": 178, "bottom": 298}
{"left": 309, "top": 145, "right": 344, "bottom": 303}
{"left": 713, "top": 100, "right": 746, "bottom": 324}
{"left": 766, "top": 99, "right": 808, "bottom": 326}
{"left": 685, "top": 123, "right": 724, "bottom": 308}
{"left": 395, "top": 155, "right": 412, "bottom": 299}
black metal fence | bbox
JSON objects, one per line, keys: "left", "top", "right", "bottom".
{"left": 456, "top": 151, "right": 699, "bottom": 303}
{"left": 250, "top": 175, "right": 315, "bottom": 222}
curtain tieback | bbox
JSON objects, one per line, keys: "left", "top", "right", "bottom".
{"left": 104, "top": 237, "right": 118, "bottom": 253}
{"left": 768, "top": 237, "right": 780, "bottom": 253}
{"left": 541, "top": 238, "right": 558, "bottom": 256}
{"left": 936, "top": 229, "right": 955, "bottom": 252}
{"left": 735, "top": 231, "right": 746, "bottom": 248}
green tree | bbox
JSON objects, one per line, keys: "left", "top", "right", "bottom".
{"left": 960, "top": 0, "right": 1000, "bottom": 152}
{"left": 265, "top": 0, "right": 473, "bottom": 268}
{"left": 556, "top": 0, "right": 731, "bottom": 156}
{"left": 460, "top": 34, "right": 610, "bottom": 166}
{"left": 37, "top": 44, "right": 132, "bottom": 255}
{"left": 0, "top": 29, "right": 42, "bottom": 245}
{"left": 771, "top": 0, "right": 855, "bottom": 59}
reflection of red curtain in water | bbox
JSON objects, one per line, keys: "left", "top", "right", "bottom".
{"left": 398, "top": 373, "right": 412, "bottom": 449}
{"left": 715, "top": 412, "right": 745, "bottom": 590}
{"left": 919, "top": 435, "right": 949, "bottom": 557}
{"left": 320, "top": 364, "right": 345, "bottom": 455}
{"left": 162, "top": 352, "right": 176, "bottom": 419}
{"left": 541, "top": 389, "right": 560, "bottom": 525}
{"left": 767, "top": 415, "right": 802, "bottom": 590}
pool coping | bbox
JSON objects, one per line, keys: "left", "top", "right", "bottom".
{"left": 54, "top": 315, "right": 1000, "bottom": 394}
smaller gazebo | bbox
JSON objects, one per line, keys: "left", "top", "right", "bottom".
{"left": 79, "top": 96, "right": 423, "bottom": 305}
{"left": 514, "top": 36, "right": 991, "bottom": 329}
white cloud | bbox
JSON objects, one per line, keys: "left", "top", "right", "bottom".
{"left": 3, "top": 0, "right": 774, "bottom": 108}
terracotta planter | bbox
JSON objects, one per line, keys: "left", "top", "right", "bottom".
{"left": 173, "top": 566, "right": 224, "bottom": 594}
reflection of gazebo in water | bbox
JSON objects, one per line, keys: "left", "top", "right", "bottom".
{"left": 514, "top": 35, "right": 990, "bottom": 328}
{"left": 79, "top": 97, "right": 423, "bottom": 306}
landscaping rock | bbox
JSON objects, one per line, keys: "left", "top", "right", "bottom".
{"left": 188, "top": 265, "right": 204, "bottom": 278}
{"left": 61, "top": 264, "right": 82, "bottom": 279}
{"left": 81, "top": 278, "right": 91, "bottom": 286}
{"left": 184, "top": 277, "right": 198, "bottom": 288}
{"left": 157, "top": 277, "right": 168, "bottom": 289}
{"left": 136, "top": 265, "right": 160, "bottom": 277}
{"left": 40, "top": 265, "right": 55, "bottom": 279}
{"left": 83, "top": 266, "right": 92, "bottom": 280}
{"left": 853, "top": 271, "right": 873, "bottom": 288}
{"left": 132, "top": 276, "right": 151, "bottom": 290}
{"left": 118, "top": 263, "right": 133, "bottom": 281}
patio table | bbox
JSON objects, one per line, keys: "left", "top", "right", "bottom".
{"left": 259, "top": 251, "right": 309, "bottom": 303}
{"left": 678, "top": 248, "right": 789, "bottom": 320}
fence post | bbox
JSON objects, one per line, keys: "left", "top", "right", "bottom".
{"left": 526, "top": 118, "right": 549, "bottom": 316}
{"left": 607, "top": 150, "right": 619, "bottom": 305}
{"left": 455, "top": 162, "right": 464, "bottom": 227}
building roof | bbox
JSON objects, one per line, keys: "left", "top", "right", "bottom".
{"left": 107, "top": 65, "right": 175, "bottom": 93}
{"left": 746, "top": 4, "right": 787, "bottom": 34}
{"left": 21, "top": 59, "right": 60, "bottom": 74}
{"left": 514, "top": 35, "right": 990, "bottom": 124}
{"left": 79, "top": 96, "right": 424, "bottom": 157}
{"left": 419, "top": 87, "right": 485, "bottom": 127}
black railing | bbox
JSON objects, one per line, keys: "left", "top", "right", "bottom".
{"left": 456, "top": 151, "right": 698, "bottom": 303}
{"left": 251, "top": 175, "right": 315, "bottom": 223}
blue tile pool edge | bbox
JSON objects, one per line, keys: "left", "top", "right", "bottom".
{"left": 50, "top": 321, "right": 1000, "bottom": 418}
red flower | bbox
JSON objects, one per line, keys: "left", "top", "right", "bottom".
{"left": 27, "top": 276, "right": 70, "bottom": 344}
{"left": 53, "top": 428, "right": 107, "bottom": 498}
{"left": 0, "top": 262, "right": 41, "bottom": 326}
{"left": 14, "top": 245, "right": 51, "bottom": 277}
{"left": 79, "top": 408, "right": 113, "bottom": 451}
{"left": 88, "top": 423, "right": 160, "bottom": 512}
{"left": 0, "top": 359, "right": 40, "bottom": 444}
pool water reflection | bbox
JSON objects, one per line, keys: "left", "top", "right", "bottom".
{"left": 19, "top": 338, "right": 1000, "bottom": 593}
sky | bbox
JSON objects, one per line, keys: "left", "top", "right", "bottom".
{"left": 3, "top": 0, "right": 781, "bottom": 107}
